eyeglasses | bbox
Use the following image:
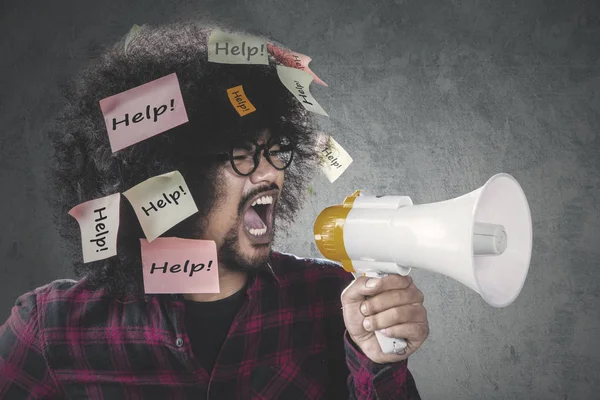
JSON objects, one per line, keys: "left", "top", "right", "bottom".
{"left": 216, "top": 138, "right": 295, "bottom": 176}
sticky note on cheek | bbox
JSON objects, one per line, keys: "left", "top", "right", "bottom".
{"left": 123, "top": 171, "right": 198, "bottom": 242}
{"left": 208, "top": 29, "right": 268, "bottom": 65}
{"left": 99, "top": 73, "right": 189, "bottom": 153}
{"left": 320, "top": 137, "right": 353, "bottom": 183}
{"left": 276, "top": 66, "right": 328, "bottom": 116}
{"left": 141, "top": 238, "right": 220, "bottom": 294}
{"left": 227, "top": 85, "right": 256, "bottom": 116}
{"left": 68, "top": 193, "right": 121, "bottom": 263}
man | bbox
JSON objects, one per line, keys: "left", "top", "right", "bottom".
{"left": 0, "top": 22, "right": 428, "bottom": 399}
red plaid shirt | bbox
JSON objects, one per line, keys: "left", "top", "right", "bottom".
{"left": 0, "top": 252, "right": 420, "bottom": 399}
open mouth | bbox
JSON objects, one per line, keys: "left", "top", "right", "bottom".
{"left": 242, "top": 190, "right": 278, "bottom": 244}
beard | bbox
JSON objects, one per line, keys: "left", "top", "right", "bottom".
{"left": 217, "top": 228, "right": 272, "bottom": 273}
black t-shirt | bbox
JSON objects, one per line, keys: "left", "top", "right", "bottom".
{"left": 183, "top": 286, "right": 247, "bottom": 374}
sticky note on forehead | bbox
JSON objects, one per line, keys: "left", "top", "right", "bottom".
{"left": 208, "top": 29, "right": 268, "bottom": 65}
{"left": 276, "top": 66, "right": 328, "bottom": 116}
{"left": 227, "top": 85, "right": 256, "bottom": 116}
{"left": 99, "top": 73, "right": 189, "bottom": 153}
{"left": 68, "top": 193, "right": 121, "bottom": 263}
{"left": 123, "top": 171, "right": 198, "bottom": 242}
{"left": 320, "top": 136, "right": 353, "bottom": 183}
{"left": 141, "top": 238, "right": 220, "bottom": 294}
{"left": 267, "top": 44, "right": 328, "bottom": 87}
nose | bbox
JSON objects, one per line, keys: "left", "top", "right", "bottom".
{"left": 250, "top": 150, "right": 280, "bottom": 184}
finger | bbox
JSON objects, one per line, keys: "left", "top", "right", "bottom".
{"left": 360, "top": 286, "right": 424, "bottom": 316}
{"left": 362, "top": 304, "right": 427, "bottom": 332}
{"left": 341, "top": 276, "right": 372, "bottom": 305}
{"left": 353, "top": 275, "right": 414, "bottom": 298}
{"left": 381, "top": 322, "right": 430, "bottom": 343}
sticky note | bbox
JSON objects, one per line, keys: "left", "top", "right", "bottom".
{"left": 208, "top": 29, "right": 268, "bottom": 65}
{"left": 276, "top": 66, "right": 328, "bottom": 116}
{"left": 123, "top": 171, "right": 198, "bottom": 242}
{"left": 99, "top": 73, "right": 189, "bottom": 153}
{"left": 227, "top": 85, "right": 257, "bottom": 116}
{"left": 124, "top": 24, "right": 140, "bottom": 54}
{"left": 141, "top": 238, "right": 220, "bottom": 294}
{"left": 267, "top": 43, "right": 328, "bottom": 86}
{"left": 68, "top": 193, "right": 121, "bottom": 263}
{"left": 320, "top": 136, "right": 353, "bottom": 183}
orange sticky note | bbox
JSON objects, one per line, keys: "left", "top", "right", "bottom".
{"left": 227, "top": 85, "right": 256, "bottom": 116}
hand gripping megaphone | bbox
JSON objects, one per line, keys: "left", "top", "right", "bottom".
{"left": 314, "top": 173, "right": 533, "bottom": 355}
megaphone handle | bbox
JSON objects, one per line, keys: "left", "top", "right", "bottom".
{"left": 375, "top": 330, "right": 407, "bottom": 355}
{"left": 363, "top": 272, "right": 409, "bottom": 355}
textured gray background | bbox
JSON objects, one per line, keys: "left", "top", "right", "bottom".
{"left": 1, "top": 0, "right": 599, "bottom": 399}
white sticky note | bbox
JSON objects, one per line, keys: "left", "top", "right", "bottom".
{"left": 276, "top": 66, "right": 328, "bottom": 116}
{"left": 320, "top": 136, "right": 353, "bottom": 183}
{"left": 208, "top": 29, "right": 269, "bottom": 65}
{"left": 68, "top": 193, "right": 121, "bottom": 263}
{"left": 123, "top": 171, "right": 198, "bottom": 242}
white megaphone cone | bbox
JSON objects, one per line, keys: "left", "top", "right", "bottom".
{"left": 314, "top": 173, "right": 533, "bottom": 355}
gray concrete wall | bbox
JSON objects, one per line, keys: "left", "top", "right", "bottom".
{"left": 1, "top": 0, "right": 598, "bottom": 398}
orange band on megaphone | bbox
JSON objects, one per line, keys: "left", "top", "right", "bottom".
{"left": 313, "top": 191, "right": 360, "bottom": 273}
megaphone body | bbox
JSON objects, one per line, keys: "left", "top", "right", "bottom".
{"left": 314, "top": 173, "right": 532, "bottom": 354}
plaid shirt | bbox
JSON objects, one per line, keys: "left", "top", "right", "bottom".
{"left": 0, "top": 252, "right": 420, "bottom": 399}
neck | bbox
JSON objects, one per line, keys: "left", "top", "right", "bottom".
{"left": 183, "top": 266, "right": 248, "bottom": 302}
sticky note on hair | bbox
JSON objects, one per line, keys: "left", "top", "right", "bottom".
{"left": 227, "top": 85, "right": 256, "bottom": 116}
{"left": 99, "top": 73, "right": 189, "bottom": 153}
{"left": 141, "top": 238, "right": 220, "bottom": 294}
{"left": 124, "top": 24, "right": 141, "bottom": 54}
{"left": 123, "top": 171, "right": 198, "bottom": 242}
{"left": 320, "top": 136, "right": 353, "bottom": 183}
{"left": 276, "top": 66, "right": 328, "bottom": 116}
{"left": 208, "top": 29, "right": 268, "bottom": 65}
{"left": 68, "top": 193, "right": 121, "bottom": 263}
{"left": 268, "top": 44, "right": 328, "bottom": 87}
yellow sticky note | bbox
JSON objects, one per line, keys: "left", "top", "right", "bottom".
{"left": 276, "top": 66, "right": 328, "bottom": 116}
{"left": 208, "top": 29, "right": 268, "bottom": 65}
{"left": 123, "top": 171, "right": 198, "bottom": 242}
{"left": 227, "top": 85, "right": 257, "bottom": 116}
{"left": 68, "top": 193, "right": 121, "bottom": 263}
{"left": 124, "top": 24, "right": 141, "bottom": 54}
{"left": 320, "top": 136, "right": 353, "bottom": 183}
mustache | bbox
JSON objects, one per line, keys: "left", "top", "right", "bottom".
{"left": 238, "top": 183, "right": 280, "bottom": 215}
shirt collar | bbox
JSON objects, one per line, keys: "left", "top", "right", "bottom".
{"left": 245, "top": 253, "right": 282, "bottom": 299}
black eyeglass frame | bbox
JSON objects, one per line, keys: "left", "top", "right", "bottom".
{"left": 215, "top": 139, "right": 295, "bottom": 177}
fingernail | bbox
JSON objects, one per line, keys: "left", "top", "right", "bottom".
{"left": 366, "top": 279, "right": 378, "bottom": 288}
{"left": 363, "top": 318, "right": 372, "bottom": 331}
{"left": 360, "top": 303, "right": 368, "bottom": 315}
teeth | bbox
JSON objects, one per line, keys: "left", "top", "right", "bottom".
{"left": 251, "top": 195, "right": 273, "bottom": 207}
{"left": 249, "top": 227, "right": 268, "bottom": 236}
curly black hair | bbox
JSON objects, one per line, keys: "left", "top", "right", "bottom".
{"left": 48, "top": 21, "right": 323, "bottom": 298}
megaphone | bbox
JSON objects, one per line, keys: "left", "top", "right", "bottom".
{"left": 314, "top": 173, "right": 532, "bottom": 355}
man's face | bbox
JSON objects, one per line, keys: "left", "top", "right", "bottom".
{"left": 201, "top": 132, "right": 286, "bottom": 271}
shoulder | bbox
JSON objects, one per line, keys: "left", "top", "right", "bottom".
{"left": 5, "top": 279, "right": 92, "bottom": 338}
{"left": 269, "top": 251, "right": 354, "bottom": 289}
{"left": 12, "top": 277, "right": 131, "bottom": 329}
{"left": 22, "top": 277, "right": 106, "bottom": 307}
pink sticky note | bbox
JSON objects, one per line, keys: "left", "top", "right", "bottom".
{"left": 99, "top": 73, "right": 189, "bottom": 152}
{"left": 140, "top": 238, "right": 220, "bottom": 294}
{"left": 268, "top": 43, "right": 328, "bottom": 87}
